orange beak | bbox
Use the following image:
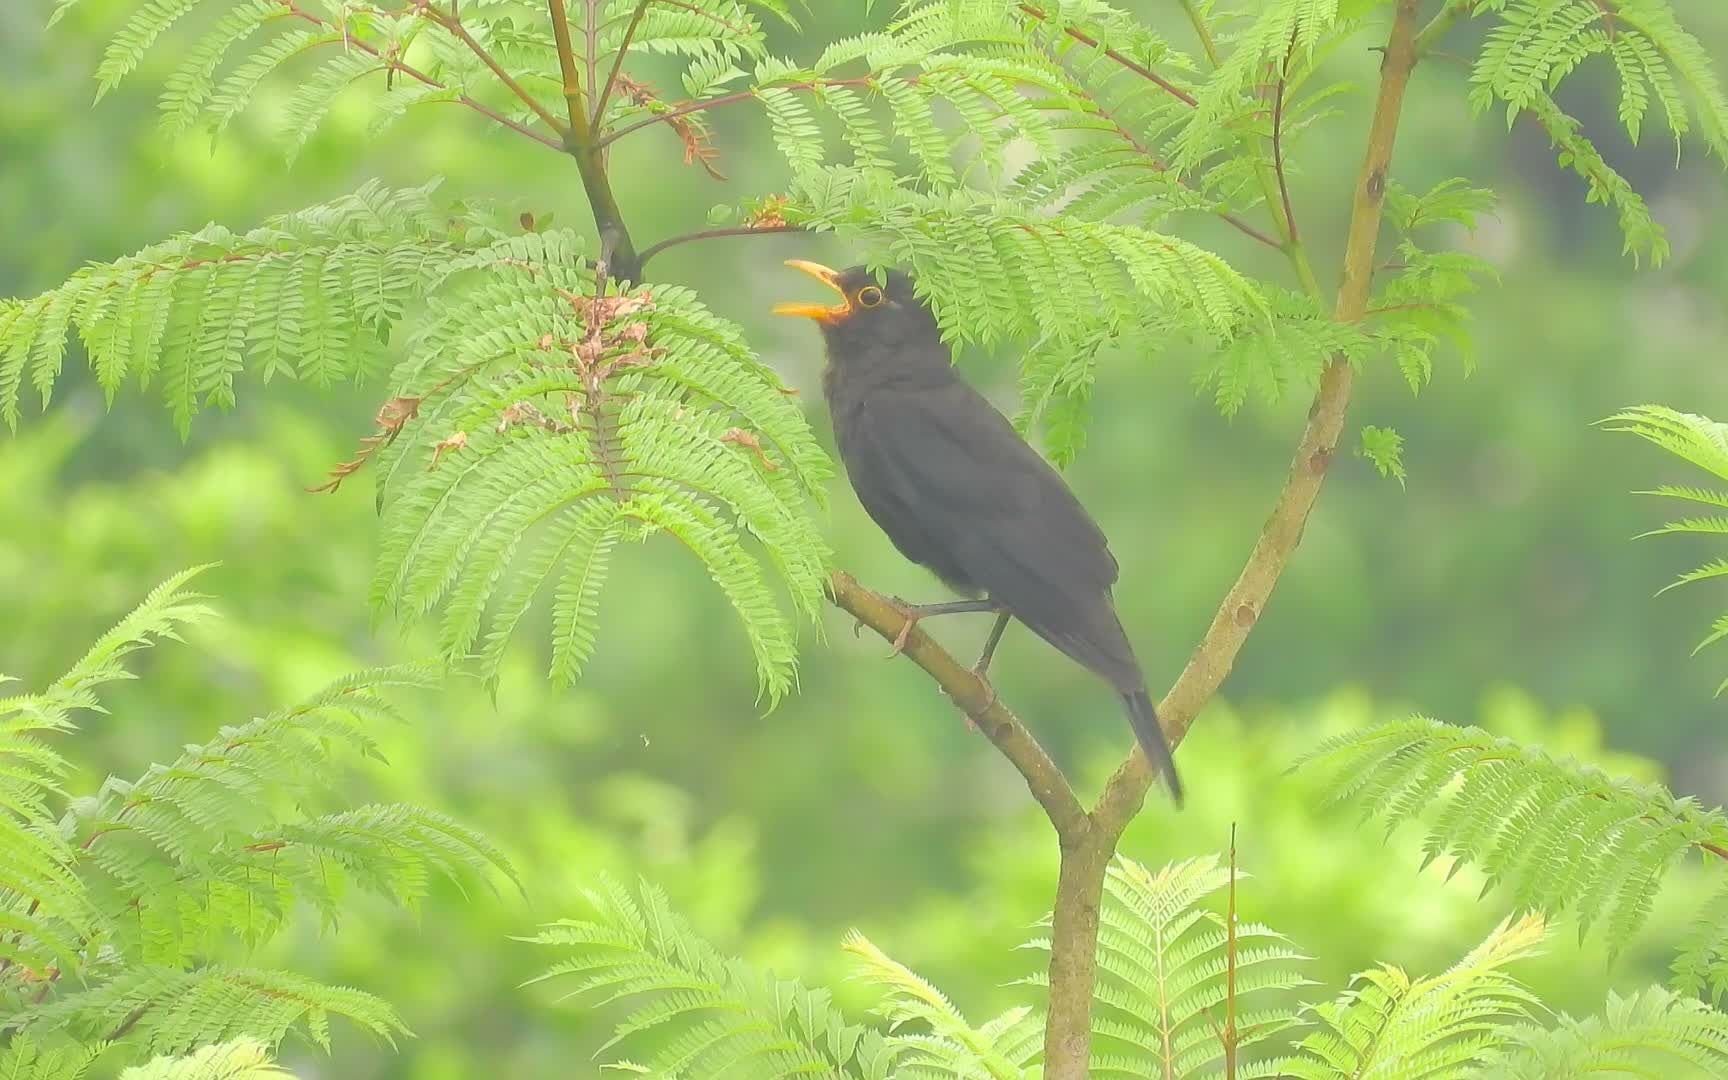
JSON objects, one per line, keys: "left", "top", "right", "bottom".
{"left": 773, "top": 260, "right": 850, "bottom": 323}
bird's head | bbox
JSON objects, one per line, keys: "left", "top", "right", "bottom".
{"left": 773, "top": 261, "right": 940, "bottom": 358}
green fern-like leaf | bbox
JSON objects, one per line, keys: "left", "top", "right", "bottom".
{"left": 372, "top": 232, "right": 831, "bottom": 703}
{"left": 525, "top": 877, "right": 897, "bottom": 1079}
{"left": 1022, "top": 855, "right": 1309, "bottom": 1079}
{"left": 1482, "top": 986, "right": 1728, "bottom": 1079}
{"left": 1608, "top": 405, "right": 1728, "bottom": 692}
{"left": 1357, "top": 425, "right": 1408, "bottom": 485}
{"left": 844, "top": 932, "right": 1037, "bottom": 1080}
{"left": 120, "top": 1039, "right": 293, "bottom": 1080}
{"left": 0, "top": 181, "right": 464, "bottom": 435}
{"left": 2, "top": 575, "right": 504, "bottom": 1066}
{"left": 0, "top": 1037, "right": 104, "bottom": 1080}
{"left": 1465, "top": 0, "right": 1728, "bottom": 262}
{"left": 1297, "top": 718, "right": 1728, "bottom": 961}
{"left": 1672, "top": 880, "right": 1728, "bottom": 1008}
{"left": 9, "top": 967, "right": 401, "bottom": 1058}
{"left": 1286, "top": 913, "right": 1546, "bottom": 1079}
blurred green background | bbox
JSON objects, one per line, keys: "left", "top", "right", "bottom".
{"left": 4, "top": 1, "right": 1728, "bottom": 1074}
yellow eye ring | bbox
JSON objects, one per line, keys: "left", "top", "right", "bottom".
{"left": 856, "top": 285, "right": 885, "bottom": 308}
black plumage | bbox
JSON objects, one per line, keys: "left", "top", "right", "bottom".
{"left": 775, "top": 261, "right": 1181, "bottom": 803}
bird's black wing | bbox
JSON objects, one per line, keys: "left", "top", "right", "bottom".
{"left": 842, "top": 380, "right": 1139, "bottom": 686}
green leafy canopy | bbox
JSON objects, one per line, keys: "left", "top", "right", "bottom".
{"left": 530, "top": 853, "right": 1728, "bottom": 1078}
{"left": 1, "top": 570, "right": 512, "bottom": 1072}
{"left": 11, "top": 0, "right": 1726, "bottom": 699}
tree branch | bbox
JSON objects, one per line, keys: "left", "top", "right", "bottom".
{"left": 636, "top": 224, "right": 803, "bottom": 269}
{"left": 547, "top": 0, "right": 588, "bottom": 133}
{"left": 1093, "top": 0, "right": 1426, "bottom": 839}
{"left": 827, "top": 572, "right": 1090, "bottom": 844}
{"left": 548, "top": 0, "right": 641, "bottom": 280}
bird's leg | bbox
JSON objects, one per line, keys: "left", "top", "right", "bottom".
{"left": 972, "top": 611, "right": 1010, "bottom": 679}
{"left": 967, "top": 612, "right": 1012, "bottom": 716}
{"left": 881, "top": 598, "right": 1002, "bottom": 658}
{"left": 957, "top": 612, "right": 1011, "bottom": 727}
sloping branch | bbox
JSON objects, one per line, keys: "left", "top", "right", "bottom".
{"left": 828, "top": 573, "right": 1089, "bottom": 843}
{"left": 1095, "top": 0, "right": 1425, "bottom": 838}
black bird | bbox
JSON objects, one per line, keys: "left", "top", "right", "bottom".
{"left": 775, "top": 260, "right": 1181, "bottom": 803}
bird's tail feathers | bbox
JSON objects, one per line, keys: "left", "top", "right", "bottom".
{"left": 1123, "top": 690, "right": 1183, "bottom": 807}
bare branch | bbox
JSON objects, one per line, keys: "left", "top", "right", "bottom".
{"left": 1272, "top": 30, "right": 1301, "bottom": 245}
{"left": 547, "top": 0, "right": 588, "bottom": 134}
{"left": 636, "top": 224, "right": 803, "bottom": 269}
{"left": 828, "top": 572, "right": 1090, "bottom": 844}
{"left": 596, "top": 78, "right": 874, "bottom": 149}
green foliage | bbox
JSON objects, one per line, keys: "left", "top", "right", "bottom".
{"left": 535, "top": 853, "right": 1728, "bottom": 1078}
{"left": 1483, "top": 986, "right": 1728, "bottom": 1078}
{"left": 842, "top": 933, "right": 1039, "bottom": 1080}
{"left": 738, "top": 1, "right": 1378, "bottom": 445}
{"left": 0, "top": 184, "right": 832, "bottom": 701}
{"left": 119, "top": 1039, "right": 291, "bottom": 1079}
{"left": 524, "top": 877, "right": 898, "bottom": 1079}
{"left": 1607, "top": 405, "right": 1728, "bottom": 694}
{"left": 1357, "top": 424, "right": 1407, "bottom": 485}
{"left": 1373, "top": 179, "right": 1498, "bottom": 392}
{"left": 0, "top": 1037, "right": 104, "bottom": 1080}
{"left": 0, "top": 180, "right": 464, "bottom": 436}
{"left": 1298, "top": 717, "right": 1728, "bottom": 1004}
{"left": 369, "top": 228, "right": 832, "bottom": 702}
{"left": 25, "top": 0, "right": 1726, "bottom": 693}
{"left": 1286, "top": 913, "right": 1545, "bottom": 1079}
{"left": 51, "top": 0, "right": 789, "bottom": 153}
{"left": 0, "top": 570, "right": 509, "bottom": 1070}
{"left": 1467, "top": 0, "right": 1728, "bottom": 264}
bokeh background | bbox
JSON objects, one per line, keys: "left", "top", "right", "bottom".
{"left": 4, "top": 1, "right": 1728, "bottom": 1075}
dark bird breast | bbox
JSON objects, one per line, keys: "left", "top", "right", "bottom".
{"left": 824, "top": 343, "right": 1140, "bottom": 693}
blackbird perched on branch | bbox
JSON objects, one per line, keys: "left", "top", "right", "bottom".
{"left": 775, "top": 260, "right": 1182, "bottom": 804}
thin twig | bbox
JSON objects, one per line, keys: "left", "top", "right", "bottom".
{"left": 585, "top": 0, "right": 600, "bottom": 134}
{"left": 1019, "top": 3, "right": 1198, "bottom": 108}
{"left": 636, "top": 224, "right": 803, "bottom": 268}
{"left": 1058, "top": 54, "right": 1282, "bottom": 252}
{"left": 106, "top": 1004, "right": 149, "bottom": 1042}
{"left": 1364, "top": 302, "right": 1441, "bottom": 316}
{"left": 1415, "top": 0, "right": 1477, "bottom": 57}
{"left": 592, "top": 0, "right": 650, "bottom": 126}
{"left": 596, "top": 77, "right": 874, "bottom": 148}
{"left": 422, "top": 4, "right": 567, "bottom": 135}
{"left": 280, "top": 1, "right": 562, "bottom": 149}
{"left": 1272, "top": 30, "right": 1301, "bottom": 245}
{"left": 1225, "top": 823, "right": 1239, "bottom": 1080}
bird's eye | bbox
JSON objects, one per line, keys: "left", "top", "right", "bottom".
{"left": 856, "top": 285, "right": 885, "bottom": 308}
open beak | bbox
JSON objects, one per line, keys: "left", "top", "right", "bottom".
{"left": 773, "top": 260, "right": 850, "bottom": 323}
